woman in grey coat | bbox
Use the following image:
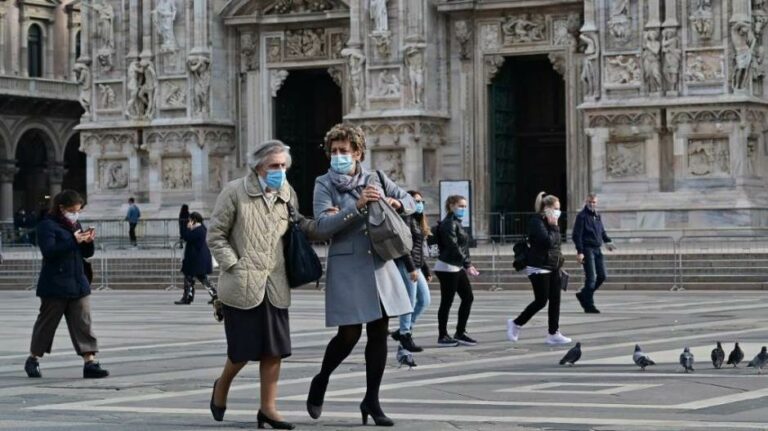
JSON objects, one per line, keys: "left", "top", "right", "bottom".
{"left": 306, "top": 124, "right": 415, "bottom": 427}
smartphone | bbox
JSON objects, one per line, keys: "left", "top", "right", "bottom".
{"left": 83, "top": 226, "right": 95, "bottom": 233}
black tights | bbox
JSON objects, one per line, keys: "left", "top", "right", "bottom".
{"left": 317, "top": 316, "right": 390, "bottom": 413}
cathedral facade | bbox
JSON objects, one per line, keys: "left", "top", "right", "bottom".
{"left": 2, "top": 0, "right": 768, "bottom": 237}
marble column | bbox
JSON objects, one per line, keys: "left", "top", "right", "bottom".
{"left": 140, "top": 0, "right": 153, "bottom": 59}
{"left": 0, "top": 162, "right": 17, "bottom": 222}
{"left": 47, "top": 163, "right": 66, "bottom": 197}
{"left": 192, "top": 0, "right": 209, "bottom": 53}
{"left": 0, "top": 7, "right": 7, "bottom": 75}
{"left": 127, "top": 0, "right": 139, "bottom": 59}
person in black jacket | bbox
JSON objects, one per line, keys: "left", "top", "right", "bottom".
{"left": 391, "top": 191, "right": 433, "bottom": 353}
{"left": 175, "top": 212, "right": 218, "bottom": 307}
{"left": 507, "top": 192, "right": 572, "bottom": 346}
{"left": 434, "top": 195, "right": 480, "bottom": 347}
{"left": 25, "top": 190, "right": 109, "bottom": 379}
{"left": 178, "top": 204, "right": 190, "bottom": 249}
{"left": 572, "top": 193, "right": 615, "bottom": 313}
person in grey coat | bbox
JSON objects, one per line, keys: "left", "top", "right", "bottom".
{"left": 306, "top": 124, "right": 415, "bottom": 427}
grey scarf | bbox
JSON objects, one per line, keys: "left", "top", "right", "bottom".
{"left": 329, "top": 164, "right": 367, "bottom": 194}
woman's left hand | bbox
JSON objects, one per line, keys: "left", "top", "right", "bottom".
{"left": 385, "top": 197, "right": 401, "bottom": 209}
{"left": 409, "top": 271, "right": 419, "bottom": 281}
{"left": 467, "top": 266, "right": 480, "bottom": 277}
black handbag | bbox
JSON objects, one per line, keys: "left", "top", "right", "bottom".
{"left": 283, "top": 202, "right": 323, "bottom": 288}
{"left": 512, "top": 236, "right": 529, "bottom": 272}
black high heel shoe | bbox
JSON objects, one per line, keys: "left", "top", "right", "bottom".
{"left": 209, "top": 378, "right": 226, "bottom": 422}
{"left": 257, "top": 410, "right": 295, "bottom": 430}
{"left": 359, "top": 400, "right": 394, "bottom": 427}
{"left": 306, "top": 374, "right": 328, "bottom": 419}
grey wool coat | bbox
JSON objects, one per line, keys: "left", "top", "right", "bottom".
{"left": 313, "top": 168, "right": 416, "bottom": 327}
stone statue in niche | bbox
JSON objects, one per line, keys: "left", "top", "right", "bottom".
{"left": 606, "top": 142, "right": 644, "bottom": 178}
{"left": 99, "top": 83, "right": 116, "bottom": 109}
{"left": 688, "top": 138, "right": 730, "bottom": 176}
{"left": 85, "top": 1, "right": 114, "bottom": 50}
{"left": 608, "top": 0, "right": 631, "bottom": 43}
{"left": 606, "top": 55, "right": 640, "bottom": 84}
{"left": 376, "top": 70, "right": 400, "bottom": 97}
{"left": 454, "top": 20, "right": 472, "bottom": 60}
{"left": 642, "top": 30, "right": 663, "bottom": 94}
{"left": 164, "top": 82, "right": 185, "bottom": 107}
{"left": 73, "top": 62, "right": 91, "bottom": 116}
{"left": 240, "top": 33, "right": 258, "bottom": 72}
{"left": 502, "top": 14, "right": 546, "bottom": 44}
{"left": 105, "top": 161, "right": 128, "bottom": 189}
{"left": 125, "top": 58, "right": 157, "bottom": 120}
{"left": 369, "top": 0, "right": 388, "bottom": 32}
{"left": 690, "top": 0, "right": 714, "bottom": 40}
{"left": 580, "top": 32, "right": 599, "bottom": 98}
{"left": 139, "top": 58, "right": 157, "bottom": 118}
{"left": 662, "top": 28, "right": 682, "bottom": 94}
{"left": 404, "top": 46, "right": 425, "bottom": 105}
{"left": 125, "top": 60, "right": 142, "bottom": 118}
{"left": 153, "top": 0, "right": 178, "bottom": 53}
{"left": 731, "top": 20, "right": 756, "bottom": 91}
{"left": 341, "top": 48, "right": 365, "bottom": 110}
{"left": 187, "top": 55, "right": 211, "bottom": 114}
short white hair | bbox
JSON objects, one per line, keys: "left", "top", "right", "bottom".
{"left": 248, "top": 140, "right": 292, "bottom": 171}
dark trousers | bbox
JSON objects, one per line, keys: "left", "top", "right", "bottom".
{"left": 184, "top": 274, "right": 217, "bottom": 297}
{"left": 29, "top": 296, "right": 99, "bottom": 357}
{"left": 580, "top": 247, "right": 606, "bottom": 307}
{"left": 128, "top": 223, "right": 137, "bottom": 245}
{"left": 435, "top": 270, "right": 474, "bottom": 337}
{"left": 514, "top": 271, "right": 562, "bottom": 335}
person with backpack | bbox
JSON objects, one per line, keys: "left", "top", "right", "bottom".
{"left": 391, "top": 190, "right": 433, "bottom": 353}
{"left": 175, "top": 212, "right": 218, "bottom": 307}
{"left": 507, "top": 192, "right": 572, "bottom": 345}
{"left": 434, "top": 195, "right": 479, "bottom": 347}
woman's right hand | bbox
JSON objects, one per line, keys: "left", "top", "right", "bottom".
{"left": 546, "top": 215, "right": 559, "bottom": 226}
{"left": 467, "top": 266, "right": 480, "bottom": 276}
{"left": 356, "top": 186, "right": 381, "bottom": 209}
{"left": 74, "top": 230, "right": 89, "bottom": 244}
{"left": 409, "top": 270, "right": 419, "bottom": 281}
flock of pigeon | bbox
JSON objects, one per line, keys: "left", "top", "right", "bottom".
{"left": 558, "top": 341, "right": 768, "bottom": 374}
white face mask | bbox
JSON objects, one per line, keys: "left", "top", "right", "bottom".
{"left": 63, "top": 211, "right": 79, "bottom": 223}
{"left": 552, "top": 209, "right": 562, "bottom": 219}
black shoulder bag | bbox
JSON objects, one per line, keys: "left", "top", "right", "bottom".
{"left": 283, "top": 202, "right": 323, "bottom": 288}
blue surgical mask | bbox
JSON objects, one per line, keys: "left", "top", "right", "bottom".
{"left": 553, "top": 209, "right": 562, "bottom": 219}
{"left": 415, "top": 202, "right": 424, "bottom": 214}
{"left": 330, "top": 155, "right": 354, "bottom": 174}
{"left": 265, "top": 169, "right": 286, "bottom": 190}
{"left": 454, "top": 208, "right": 466, "bottom": 219}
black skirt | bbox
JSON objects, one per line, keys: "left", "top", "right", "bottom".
{"left": 222, "top": 299, "right": 291, "bottom": 363}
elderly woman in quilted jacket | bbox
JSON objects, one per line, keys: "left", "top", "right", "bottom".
{"left": 206, "top": 140, "right": 327, "bottom": 430}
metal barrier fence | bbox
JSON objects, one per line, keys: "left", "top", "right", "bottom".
{"left": 0, "top": 244, "right": 41, "bottom": 290}
{"left": 477, "top": 212, "right": 571, "bottom": 243}
{"left": 677, "top": 235, "right": 768, "bottom": 288}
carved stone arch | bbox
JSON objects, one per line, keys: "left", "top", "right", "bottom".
{"left": 11, "top": 120, "right": 60, "bottom": 162}
{"left": 219, "top": 0, "right": 350, "bottom": 18}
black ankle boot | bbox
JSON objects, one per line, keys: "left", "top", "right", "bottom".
{"left": 257, "top": 410, "right": 295, "bottom": 430}
{"left": 25, "top": 356, "right": 41, "bottom": 378}
{"left": 306, "top": 374, "right": 328, "bottom": 419}
{"left": 360, "top": 400, "right": 393, "bottom": 426}
{"left": 174, "top": 287, "right": 193, "bottom": 304}
{"left": 83, "top": 361, "right": 109, "bottom": 378}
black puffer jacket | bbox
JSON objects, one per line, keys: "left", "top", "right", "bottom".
{"left": 526, "top": 215, "right": 563, "bottom": 271}
{"left": 437, "top": 213, "right": 471, "bottom": 269}
{"left": 397, "top": 215, "right": 432, "bottom": 277}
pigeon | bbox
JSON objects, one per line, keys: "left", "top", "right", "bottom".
{"left": 727, "top": 342, "right": 745, "bottom": 368}
{"left": 711, "top": 342, "right": 725, "bottom": 369}
{"left": 559, "top": 342, "right": 582, "bottom": 366}
{"left": 747, "top": 346, "right": 768, "bottom": 375}
{"left": 633, "top": 344, "right": 656, "bottom": 371}
{"left": 396, "top": 345, "right": 417, "bottom": 369}
{"left": 679, "top": 347, "right": 695, "bottom": 373}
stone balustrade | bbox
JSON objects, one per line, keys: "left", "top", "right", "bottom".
{"left": 0, "top": 75, "right": 79, "bottom": 101}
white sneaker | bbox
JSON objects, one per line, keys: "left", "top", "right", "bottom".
{"left": 545, "top": 331, "right": 572, "bottom": 345}
{"left": 506, "top": 319, "right": 521, "bottom": 342}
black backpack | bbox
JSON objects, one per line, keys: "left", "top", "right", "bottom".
{"left": 512, "top": 236, "right": 530, "bottom": 272}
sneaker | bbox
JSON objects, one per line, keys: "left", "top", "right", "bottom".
{"left": 437, "top": 335, "right": 459, "bottom": 347}
{"left": 545, "top": 331, "right": 572, "bottom": 346}
{"left": 390, "top": 331, "right": 401, "bottom": 342}
{"left": 83, "top": 361, "right": 110, "bottom": 379}
{"left": 507, "top": 319, "right": 521, "bottom": 342}
{"left": 575, "top": 291, "right": 585, "bottom": 306}
{"left": 25, "top": 356, "right": 41, "bottom": 378}
{"left": 454, "top": 332, "right": 478, "bottom": 346}
{"left": 400, "top": 333, "right": 424, "bottom": 353}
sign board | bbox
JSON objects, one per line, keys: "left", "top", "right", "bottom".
{"left": 439, "top": 180, "right": 471, "bottom": 229}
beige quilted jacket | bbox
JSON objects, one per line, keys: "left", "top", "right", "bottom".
{"left": 207, "top": 172, "right": 319, "bottom": 310}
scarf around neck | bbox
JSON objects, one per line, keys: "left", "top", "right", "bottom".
{"left": 329, "top": 164, "right": 367, "bottom": 194}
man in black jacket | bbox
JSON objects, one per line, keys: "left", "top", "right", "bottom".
{"left": 571, "top": 194, "right": 615, "bottom": 313}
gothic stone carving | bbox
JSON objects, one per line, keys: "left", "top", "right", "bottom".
{"left": 84, "top": 1, "right": 115, "bottom": 71}
{"left": 502, "top": 14, "right": 546, "bottom": 44}
{"left": 455, "top": 20, "right": 472, "bottom": 60}
{"left": 374, "top": 69, "right": 400, "bottom": 98}
{"left": 187, "top": 55, "right": 211, "bottom": 115}
{"left": 731, "top": 20, "right": 756, "bottom": 91}
{"left": 98, "top": 159, "right": 129, "bottom": 189}
{"left": 605, "top": 55, "right": 641, "bottom": 85}
{"left": 267, "top": 38, "right": 282, "bottom": 63}
{"left": 548, "top": 53, "right": 566, "bottom": 77}
{"left": 608, "top": 0, "right": 632, "bottom": 44}
{"left": 642, "top": 30, "right": 662, "bottom": 94}
{"left": 370, "top": 31, "right": 392, "bottom": 58}
{"left": 342, "top": 48, "right": 365, "bottom": 110}
{"left": 330, "top": 32, "right": 347, "bottom": 59}
{"left": 73, "top": 62, "right": 92, "bottom": 116}
{"left": 125, "top": 59, "right": 157, "bottom": 120}
{"left": 670, "top": 109, "right": 740, "bottom": 125}
{"left": 162, "top": 157, "right": 192, "bottom": 190}
{"left": 240, "top": 32, "right": 258, "bottom": 72}
{"left": 209, "top": 156, "right": 225, "bottom": 191}
{"left": 485, "top": 55, "right": 506, "bottom": 84}
{"left": 746, "top": 137, "right": 759, "bottom": 176}
{"left": 161, "top": 81, "right": 186, "bottom": 108}
{"left": 269, "top": 0, "right": 334, "bottom": 14}
{"left": 153, "top": 0, "right": 178, "bottom": 54}
{"left": 482, "top": 23, "right": 500, "bottom": 50}
{"left": 687, "top": 138, "right": 730, "bottom": 176}
{"left": 404, "top": 46, "right": 425, "bottom": 105}
{"left": 270, "top": 69, "right": 290, "bottom": 97}
{"left": 80, "top": 131, "right": 140, "bottom": 155}
{"left": 662, "top": 28, "right": 682, "bottom": 95}
{"left": 606, "top": 141, "right": 645, "bottom": 179}
{"left": 553, "top": 14, "right": 580, "bottom": 46}
{"left": 370, "top": 0, "right": 388, "bottom": 32}
{"left": 372, "top": 149, "right": 405, "bottom": 183}
{"left": 286, "top": 28, "right": 327, "bottom": 59}
{"left": 685, "top": 51, "right": 725, "bottom": 82}
{"left": 98, "top": 83, "right": 117, "bottom": 109}
{"left": 580, "top": 32, "right": 600, "bottom": 99}
{"left": 588, "top": 112, "right": 657, "bottom": 128}
{"left": 327, "top": 65, "right": 343, "bottom": 88}
{"left": 689, "top": 0, "right": 714, "bottom": 41}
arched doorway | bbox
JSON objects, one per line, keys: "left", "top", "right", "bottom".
{"left": 14, "top": 130, "right": 51, "bottom": 218}
{"left": 274, "top": 69, "right": 341, "bottom": 216}
{"left": 62, "top": 134, "right": 86, "bottom": 199}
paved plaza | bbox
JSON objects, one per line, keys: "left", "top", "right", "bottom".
{"left": 1, "top": 290, "right": 767, "bottom": 430}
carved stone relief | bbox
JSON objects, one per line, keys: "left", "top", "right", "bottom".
{"left": 98, "top": 83, "right": 118, "bottom": 110}
{"left": 330, "top": 32, "right": 347, "bottom": 59}
{"left": 125, "top": 58, "right": 157, "bottom": 120}
{"left": 153, "top": 0, "right": 178, "bottom": 54}
{"left": 687, "top": 138, "right": 730, "bottom": 176}
{"left": 327, "top": 65, "right": 343, "bottom": 88}
{"left": 270, "top": 69, "right": 290, "bottom": 97}
{"left": 209, "top": 156, "right": 225, "bottom": 191}
{"left": 373, "top": 69, "right": 401, "bottom": 98}
{"left": 372, "top": 149, "right": 405, "bottom": 183}
{"left": 269, "top": 0, "right": 334, "bottom": 14}
{"left": 267, "top": 38, "right": 282, "bottom": 63}
{"left": 404, "top": 46, "right": 425, "bottom": 105}
{"left": 285, "top": 29, "right": 327, "bottom": 59}
{"left": 98, "top": 159, "right": 129, "bottom": 189}
{"left": 73, "top": 62, "right": 91, "bottom": 116}
{"left": 580, "top": 32, "right": 600, "bottom": 99}
{"left": 369, "top": 0, "right": 391, "bottom": 57}
{"left": 187, "top": 55, "right": 211, "bottom": 115}
{"left": 605, "top": 55, "right": 641, "bottom": 85}
{"left": 240, "top": 32, "right": 258, "bottom": 72}
{"left": 548, "top": 53, "right": 566, "bottom": 77}
{"left": 422, "top": 149, "right": 437, "bottom": 185}
{"left": 608, "top": 0, "right": 632, "bottom": 44}
{"left": 746, "top": 137, "right": 759, "bottom": 176}
{"left": 553, "top": 16, "right": 575, "bottom": 46}
{"left": 642, "top": 30, "right": 663, "bottom": 94}
{"left": 161, "top": 81, "right": 186, "bottom": 109}
{"left": 86, "top": 1, "right": 114, "bottom": 71}
{"left": 370, "top": 32, "right": 392, "bottom": 58}
{"left": 689, "top": 0, "right": 714, "bottom": 41}
{"left": 341, "top": 48, "right": 365, "bottom": 110}
{"left": 662, "top": 28, "right": 682, "bottom": 94}
{"left": 162, "top": 157, "right": 192, "bottom": 190}
{"left": 669, "top": 109, "right": 740, "bottom": 125}
{"left": 455, "top": 20, "right": 472, "bottom": 60}
{"left": 482, "top": 24, "right": 501, "bottom": 51}
{"left": 501, "top": 14, "right": 546, "bottom": 44}
{"left": 684, "top": 51, "right": 725, "bottom": 82}
{"left": 606, "top": 141, "right": 645, "bottom": 179}
{"left": 485, "top": 55, "right": 506, "bottom": 84}
{"left": 731, "top": 20, "right": 755, "bottom": 91}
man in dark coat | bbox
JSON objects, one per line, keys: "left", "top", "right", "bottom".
{"left": 572, "top": 193, "right": 615, "bottom": 313}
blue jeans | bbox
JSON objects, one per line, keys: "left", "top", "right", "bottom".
{"left": 396, "top": 261, "right": 432, "bottom": 334}
{"left": 580, "top": 247, "right": 606, "bottom": 307}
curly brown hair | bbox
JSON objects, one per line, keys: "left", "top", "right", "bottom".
{"left": 322, "top": 123, "right": 366, "bottom": 161}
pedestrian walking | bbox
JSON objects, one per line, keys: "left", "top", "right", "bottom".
{"left": 507, "top": 192, "right": 572, "bottom": 345}
{"left": 125, "top": 197, "right": 141, "bottom": 248}
{"left": 434, "top": 195, "right": 480, "bottom": 347}
{"left": 24, "top": 190, "right": 109, "bottom": 379}
{"left": 207, "top": 140, "right": 323, "bottom": 430}
{"left": 572, "top": 193, "right": 615, "bottom": 313}
{"left": 178, "top": 204, "right": 190, "bottom": 249}
{"left": 391, "top": 190, "right": 433, "bottom": 353}
{"left": 306, "top": 124, "right": 415, "bottom": 427}
{"left": 175, "top": 212, "right": 218, "bottom": 306}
